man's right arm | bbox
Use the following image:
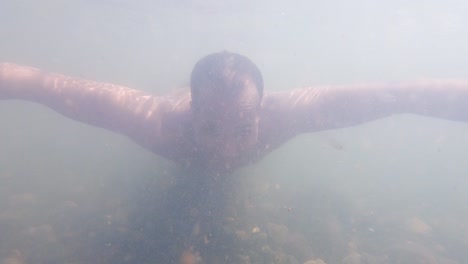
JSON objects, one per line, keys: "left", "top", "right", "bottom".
{"left": 0, "top": 63, "right": 191, "bottom": 160}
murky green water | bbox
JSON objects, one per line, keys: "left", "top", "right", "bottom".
{"left": 1, "top": 0, "right": 468, "bottom": 263}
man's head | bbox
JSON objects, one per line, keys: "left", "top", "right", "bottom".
{"left": 190, "top": 51, "right": 263, "bottom": 164}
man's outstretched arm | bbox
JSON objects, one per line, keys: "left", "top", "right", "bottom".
{"left": 259, "top": 80, "right": 468, "bottom": 147}
{"left": 0, "top": 63, "right": 190, "bottom": 158}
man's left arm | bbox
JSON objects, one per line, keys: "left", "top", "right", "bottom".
{"left": 259, "top": 80, "right": 468, "bottom": 147}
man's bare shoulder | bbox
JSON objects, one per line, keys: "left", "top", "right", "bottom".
{"left": 135, "top": 88, "right": 196, "bottom": 161}
{"left": 255, "top": 90, "right": 297, "bottom": 158}
{"left": 256, "top": 87, "right": 328, "bottom": 156}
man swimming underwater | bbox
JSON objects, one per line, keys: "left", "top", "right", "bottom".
{"left": 1, "top": 51, "right": 468, "bottom": 173}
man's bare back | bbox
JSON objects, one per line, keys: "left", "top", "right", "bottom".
{"left": 1, "top": 51, "right": 468, "bottom": 173}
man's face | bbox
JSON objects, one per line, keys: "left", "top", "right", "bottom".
{"left": 192, "top": 81, "right": 260, "bottom": 164}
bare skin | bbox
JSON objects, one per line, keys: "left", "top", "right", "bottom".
{"left": 1, "top": 62, "right": 468, "bottom": 173}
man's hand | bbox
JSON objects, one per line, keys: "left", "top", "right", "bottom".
{"left": 0, "top": 63, "right": 43, "bottom": 99}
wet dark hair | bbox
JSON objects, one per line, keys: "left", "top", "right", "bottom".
{"left": 190, "top": 51, "right": 263, "bottom": 109}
